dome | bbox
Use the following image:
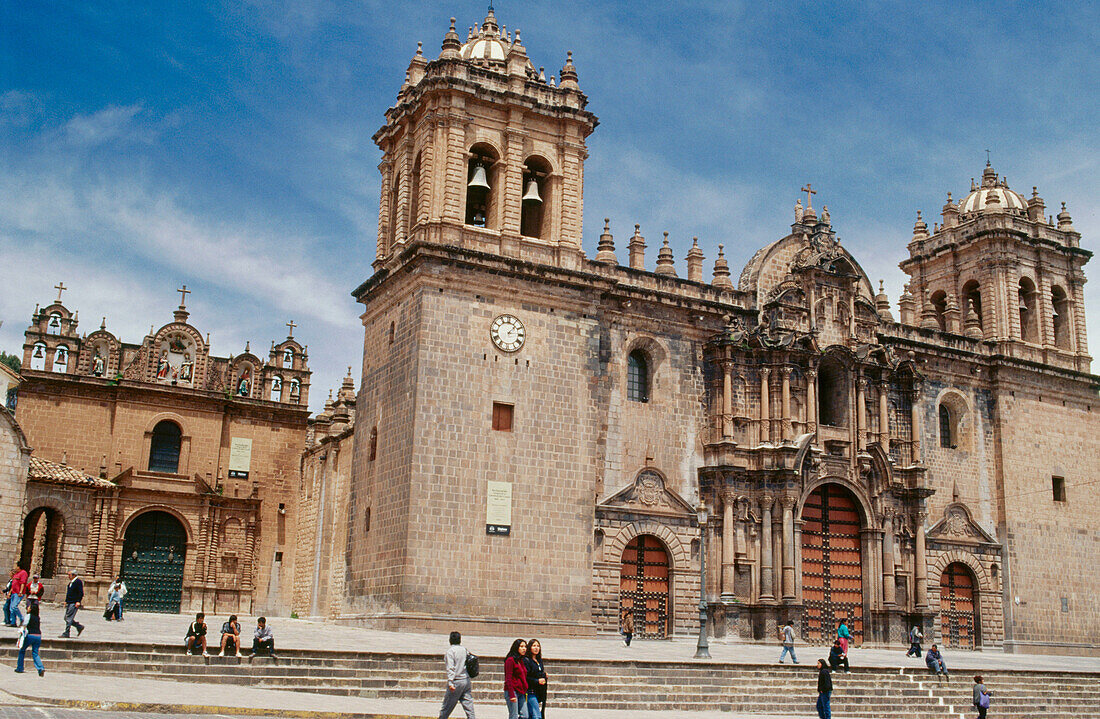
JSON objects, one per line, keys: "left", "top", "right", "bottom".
{"left": 958, "top": 163, "right": 1028, "bottom": 215}
{"left": 461, "top": 36, "right": 507, "bottom": 62}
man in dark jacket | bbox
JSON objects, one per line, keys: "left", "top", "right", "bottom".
{"left": 816, "top": 658, "right": 832, "bottom": 719}
{"left": 59, "top": 570, "right": 84, "bottom": 638}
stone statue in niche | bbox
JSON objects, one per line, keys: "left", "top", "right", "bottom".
{"left": 91, "top": 349, "right": 105, "bottom": 377}
{"left": 179, "top": 352, "right": 193, "bottom": 383}
{"left": 156, "top": 350, "right": 171, "bottom": 380}
{"left": 237, "top": 368, "right": 252, "bottom": 397}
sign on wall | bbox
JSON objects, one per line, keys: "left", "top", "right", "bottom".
{"left": 228, "top": 437, "right": 253, "bottom": 479}
{"left": 486, "top": 480, "right": 512, "bottom": 536}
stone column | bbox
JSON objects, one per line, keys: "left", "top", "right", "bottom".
{"left": 781, "top": 495, "right": 797, "bottom": 601}
{"left": 722, "top": 363, "right": 733, "bottom": 439}
{"left": 910, "top": 384, "right": 922, "bottom": 464}
{"left": 914, "top": 511, "right": 929, "bottom": 609}
{"left": 878, "top": 381, "right": 890, "bottom": 451}
{"left": 794, "top": 517, "right": 804, "bottom": 604}
{"left": 760, "top": 368, "right": 771, "bottom": 444}
{"left": 781, "top": 367, "right": 792, "bottom": 441}
{"left": 772, "top": 509, "right": 783, "bottom": 600}
{"left": 881, "top": 510, "right": 896, "bottom": 606}
{"left": 857, "top": 376, "right": 868, "bottom": 451}
{"left": 721, "top": 493, "right": 736, "bottom": 601}
{"left": 759, "top": 495, "right": 775, "bottom": 601}
{"left": 806, "top": 369, "right": 817, "bottom": 432}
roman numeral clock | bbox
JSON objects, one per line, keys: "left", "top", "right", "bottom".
{"left": 490, "top": 314, "right": 526, "bottom": 352}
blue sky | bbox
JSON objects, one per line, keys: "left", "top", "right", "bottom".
{"left": 2, "top": 1, "right": 1098, "bottom": 411}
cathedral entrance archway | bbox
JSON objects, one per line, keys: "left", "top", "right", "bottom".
{"left": 619, "top": 534, "right": 670, "bottom": 639}
{"left": 940, "top": 562, "right": 977, "bottom": 649}
{"left": 801, "top": 484, "right": 863, "bottom": 644}
{"left": 120, "top": 511, "right": 188, "bottom": 613}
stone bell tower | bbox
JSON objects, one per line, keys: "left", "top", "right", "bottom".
{"left": 371, "top": 7, "right": 599, "bottom": 272}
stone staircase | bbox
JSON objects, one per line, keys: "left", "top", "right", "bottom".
{"left": 16, "top": 640, "right": 1100, "bottom": 717}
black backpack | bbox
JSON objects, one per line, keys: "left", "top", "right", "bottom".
{"left": 464, "top": 649, "right": 480, "bottom": 678}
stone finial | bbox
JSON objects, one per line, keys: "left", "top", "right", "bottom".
{"left": 875, "top": 280, "right": 893, "bottom": 322}
{"left": 898, "top": 283, "right": 917, "bottom": 326}
{"left": 941, "top": 191, "right": 960, "bottom": 228}
{"left": 628, "top": 224, "right": 646, "bottom": 270}
{"left": 1026, "top": 185, "right": 1046, "bottom": 222}
{"left": 963, "top": 300, "right": 983, "bottom": 339}
{"left": 712, "top": 244, "right": 733, "bottom": 289}
{"left": 654, "top": 232, "right": 676, "bottom": 277}
{"left": 538, "top": 66, "right": 546, "bottom": 82}
{"left": 440, "top": 17, "right": 461, "bottom": 59}
{"left": 559, "top": 51, "right": 579, "bottom": 90}
{"left": 1057, "top": 201, "right": 1074, "bottom": 230}
{"left": 943, "top": 294, "right": 961, "bottom": 334}
{"left": 100, "top": 316, "right": 106, "bottom": 330}
{"left": 912, "top": 211, "right": 929, "bottom": 239}
{"left": 594, "top": 218, "right": 617, "bottom": 265}
{"left": 919, "top": 299, "right": 939, "bottom": 330}
{"left": 686, "top": 236, "right": 705, "bottom": 282}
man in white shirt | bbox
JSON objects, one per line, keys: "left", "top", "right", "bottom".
{"left": 438, "top": 631, "right": 475, "bottom": 719}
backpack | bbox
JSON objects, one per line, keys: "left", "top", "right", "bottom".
{"left": 464, "top": 649, "right": 480, "bottom": 678}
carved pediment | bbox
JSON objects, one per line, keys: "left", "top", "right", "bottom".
{"left": 927, "top": 502, "right": 999, "bottom": 546}
{"left": 598, "top": 469, "right": 695, "bottom": 518}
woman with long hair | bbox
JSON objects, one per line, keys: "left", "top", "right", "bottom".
{"left": 504, "top": 638, "right": 529, "bottom": 719}
{"left": 525, "top": 638, "right": 546, "bottom": 719}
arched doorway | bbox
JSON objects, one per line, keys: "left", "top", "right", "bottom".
{"left": 19, "top": 508, "right": 64, "bottom": 578}
{"left": 940, "top": 562, "right": 978, "bottom": 649}
{"left": 120, "top": 511, "right": 187, "bottom": 613}
{"left": 801, "top": 484, "right": 863, "bottom": 644}
{"left": 619, "top": 535, "right": 670, "bottom": 638}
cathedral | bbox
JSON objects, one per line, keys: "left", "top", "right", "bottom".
{"left": 288, "top": 7, "right": 1100, "bottom": 656}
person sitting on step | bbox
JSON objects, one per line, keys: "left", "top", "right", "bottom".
{"left": 828, "top": 639, "right": 850, "bottom": 673}
{"left": 250, "top": 616, "right": 276, "bottom": 661}
{"left": 219, "top": 614, "right": 242, "bottom": 657}
{"left": 925, "top": 644, "right": 949, "bottom": 680}
{"left": 184, "top": 612, "right": 208, "bottom": 657}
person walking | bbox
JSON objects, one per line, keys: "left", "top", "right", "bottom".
{"left": 778, "top": 620, "right": 798, "bottom": 664}
{"left": 621, "top": 609, "right": 634, "bottom": 647}
{"left": 14, "top": 603, "right": 44, "bottom": 677}
{"left": 828, "top": 639, "right": 850, "bottom": 673}
{"left": 109, "top": 578, "right": 127, "bottom": 620}
{"left": 973, "top": 675, "right": 991, "bottom": 719}
{"left": 906, "top": 624, "right": 924, "bottom": 657}
{"left": 523, "top": 639, "right": 545, "bottom": 719}
{"left": 25, "top": 575, "right": 44, "bottom": 613}
{"left": 438, "top": 631, "right": 476, "bottom": 719}
{"left": 925, "top": 644, "right": 949, "bottom": 680}
{"left": 59, "top": 570, "right": 84, "bottom": 638}
{"left": 815, "top": 658, "right": 832, "bottom": 719}
{"left": 503, "top": 638, "right": 528, "bottom": 719}
{"left": 836, "top": 619, "right": 851, "bottom": 654}
{"left": 8, "top": 564, "right": 28, "bottom": 628}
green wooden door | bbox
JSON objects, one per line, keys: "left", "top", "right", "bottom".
{"left": 120, "top": 511, "right": 187, "bottom": 613}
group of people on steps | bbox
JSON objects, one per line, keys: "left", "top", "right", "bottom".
{"left": 437, "top": 632, "right": 547, "bottom": 719}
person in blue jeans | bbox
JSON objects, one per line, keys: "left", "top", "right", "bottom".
{"left": 778, "top": 621, "right": 798, "bottom": 664}
{"left": 816, "top": 658, "right": 832, "bottom": 719}
{"left": 15, "top": 603, "right": 44, "bottom": 676}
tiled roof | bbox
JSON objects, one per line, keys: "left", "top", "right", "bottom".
{"left": 28, "top": 456, "right": 115, "bottom": 488}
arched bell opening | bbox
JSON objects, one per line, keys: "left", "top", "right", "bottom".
{"left": 1018, "top": 277, "right": 1038, "bottom": 343}
{"left": 520, "top": 155, "right": 552, "bottom": 239}
{"left": 817, "top": 356, "right": 848, "bottom": 428}
{"left": 465, "top": 144, "right": 499, "bottom": 228}
{"left": 1051, "top": 285, "right": 1071, "bottom": 349}
{"left": 962, "top": 280, "right": 983, "bottom": 333}
{"left": 930, "top": 290, "right": 947, "bottom": 332}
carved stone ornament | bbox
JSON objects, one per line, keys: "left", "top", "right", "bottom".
{"left": 637, "top": 473, "right": 662, "bottom": 506}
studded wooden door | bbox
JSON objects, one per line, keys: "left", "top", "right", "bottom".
{"left": 801, "top": 484, "right": 863, "bottom": 644}
{"left": 120, "top": 511, "right": 187, "bottom": 613}
{"left": 620, "top": 535, "right": 670, "bottom": 638}
{"left": 940, "top": 563, "right": 976, "bottom": 649}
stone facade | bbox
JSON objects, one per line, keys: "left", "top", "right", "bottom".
{"left": 309, "top": 8, "right": 1099, "bottom": 654}
{"left": 0, "top": 409, "right": 31, "bottom": 573}
{"left": 13, "top": 294, "right": 311, "bottom": 614}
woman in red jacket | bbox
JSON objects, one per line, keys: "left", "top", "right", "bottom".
{"left": 504, "top": 638, "right": 529, "bottom": 719}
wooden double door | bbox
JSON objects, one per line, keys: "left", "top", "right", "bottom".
{"left": 120, "top": 511, "right": 187, "bottom": 613}
{"left": 620, "top": 535, "right": 670, "bottom": 638}
{"left": 940, "top": 563, "right": 977, "bottom": 649}
{"left": 801, "top": 484, "right": 864, "bottom": 644}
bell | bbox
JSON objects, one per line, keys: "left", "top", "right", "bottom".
{"left": 467, "top": 164, "right": 490, "bottom": 191}
{"left": 1019, "top": 297, "right": 1028, "bottom": 311}
{"left": 522, "top": 178, "right": 542, "bottom": 203}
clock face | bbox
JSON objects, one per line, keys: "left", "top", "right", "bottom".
{"left": 490, "top": 314, "right": 526, "bottom": 352}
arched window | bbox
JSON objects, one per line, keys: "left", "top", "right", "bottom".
{"left": 47, "top": 313, "right": 62, "bottom": 335}
{"left": 465, "top": 144, "right": 498, "bottom": 228}
{"left": 627, "top": 350, "right": 650, "bottom": 403}
{"left": 30, "top": 343, "right": 47, "bottom": 371}
{"left": 289, "top": 377, "right": 301, "bottom": 403}
{"left": 520, "top": 156, "right": 551, "bottom": 239}
{"left": 1052, "top": 285, "right": 1071, "bottom": 349}
{"left": 1018, "top": 277, "right": 1037, "bottom": 343}
{"left": 52, "top": 345, "right": 69, "bottom": 373}
{"left": 939, "top": 404, "right": 954, "bottom": 448}
{"left": 283, "top": 348, "right": 294, "bottom": 367}
{"left": 817, "top": 357, "right": 848, "bottom": 427}
{"left": 270, "top": 376, "right": 283, "bottom": 402}
{"left": 930, "top": 291, "right": 947, "bottom": 332}
{"left": 387, "top": 172, "right": 401, "bottom": 248}
{"left": 962, "top": 280, "right": 983, "bottom": 332}
{"left": 148, "top": 420, "right": 182, "bottom": 473}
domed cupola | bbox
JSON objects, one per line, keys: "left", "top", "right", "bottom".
{"left": 957, "top": 162, "right": 1029, "bottom": 217}
{"left": 460, "top": 7, "right": 509, "bottom": 63}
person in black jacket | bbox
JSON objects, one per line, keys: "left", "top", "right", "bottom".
{"left": 524, "top": 638, "right": 546, "bottom": 719}
{"left": 15, "top": 603, "right": 44, "bottom": 676}
{"left": 816, "top": 659, "right": 832, "bottom": 719}
{"left": 828, "top": 640, "right": 850, "bottom": 673}
{"left": 59, "top": 571, "right": 84, "bottom": 638}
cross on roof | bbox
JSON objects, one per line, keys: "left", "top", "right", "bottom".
{"left": 286, "top": 320, "right": 297, "bottom": 337}
{"left": 177, "top": 285, "right": 190, "bottom": 307}
{"left": 801, "top": 184, "right": 817, "bottom": 210}
{"left": 54, "top": 282, "right": 67, "bottom": 302}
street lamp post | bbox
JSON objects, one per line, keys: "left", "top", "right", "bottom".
{"left": 694, "top": 500, "right": 711, "bottom": 659}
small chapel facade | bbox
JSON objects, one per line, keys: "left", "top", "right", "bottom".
{"left": 309, "top": 8, "right": 1099, "bottom": 655}
{"left": 13, "top": 288, "right": 311, "bottom": 614}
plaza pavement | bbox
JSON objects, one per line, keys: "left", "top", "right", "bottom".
{"left": 0, "top": 605, "right": 1095, "bottom": 718}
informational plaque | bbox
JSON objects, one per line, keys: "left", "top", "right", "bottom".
{"left": 228, "top": 437, "right": 252, "bottom": 479}
{"left": 486, "top": 480, "right": 512, "bottom": 536}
